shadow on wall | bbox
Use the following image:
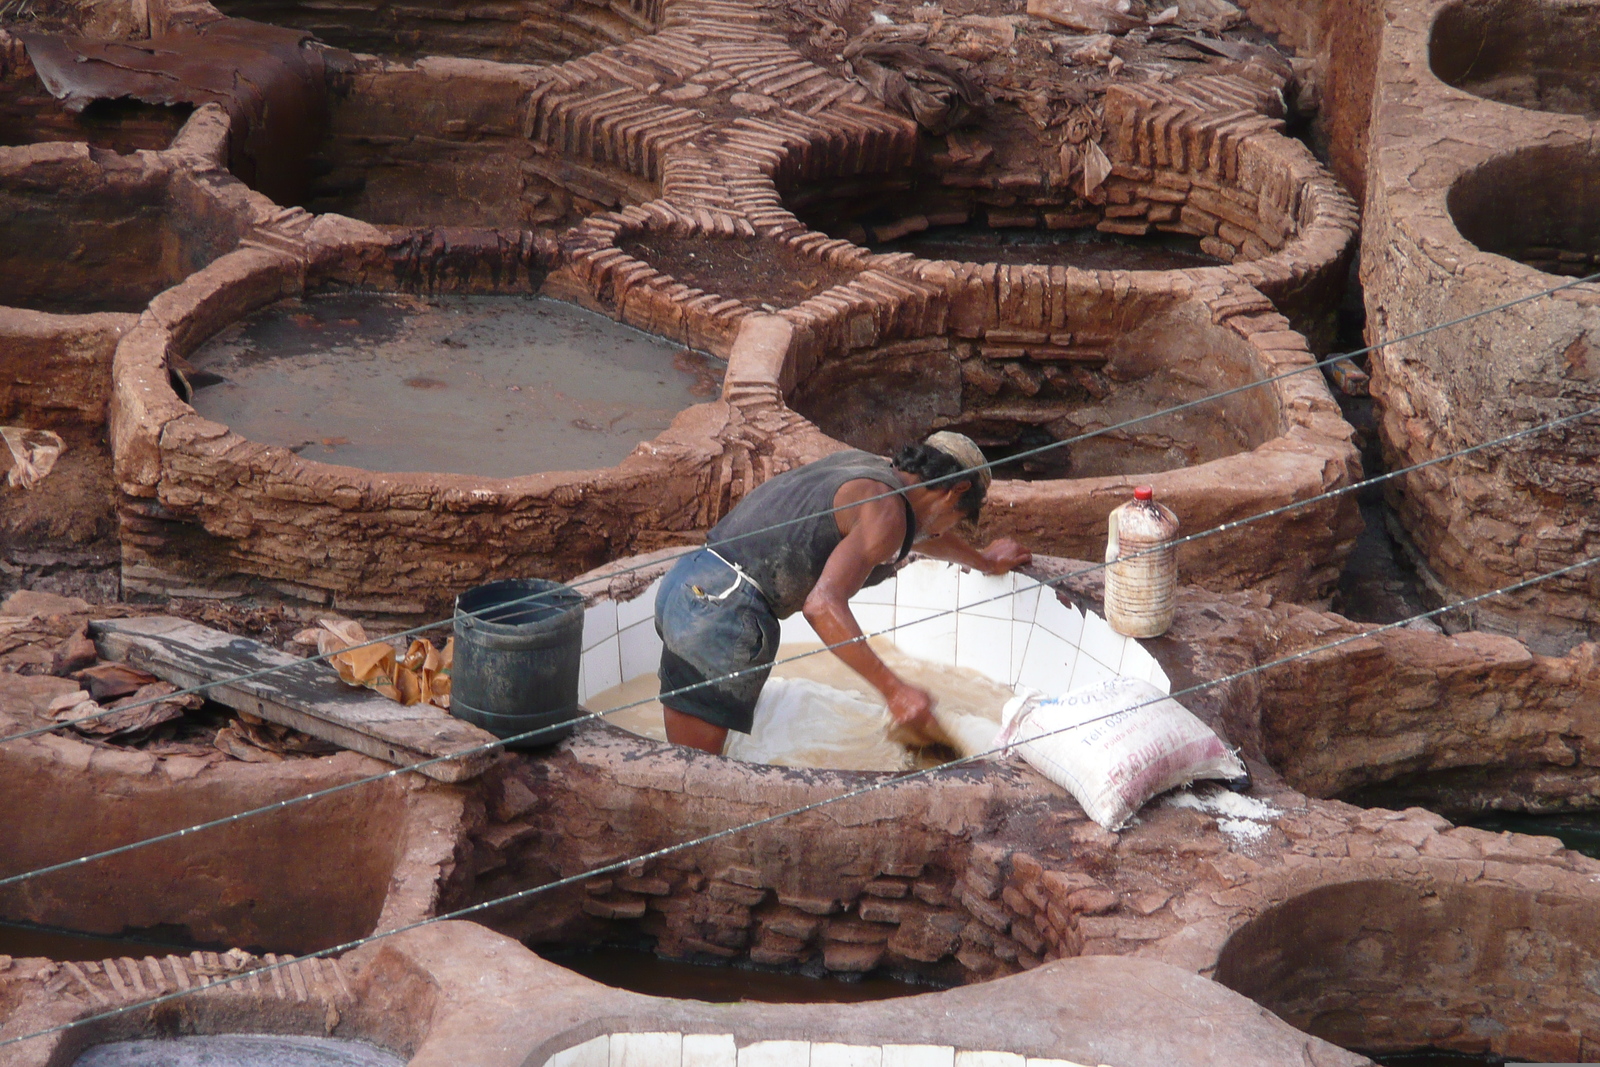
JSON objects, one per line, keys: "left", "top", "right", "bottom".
{"left": 1447, "top": 141, "right": 1600, "bottom": 279}
{"left": 1430, "top": 0, "right": 1600, "bottom": 119}
{"left": 787, "top": 300, "right": 1280, "bottom": 482}
{"left": 0, "top": 752, "right": 417, "bottom": 955}
{"left": 0, "top": 150, "right": 245, "bottom": 316}
{"left": 1214, "top": 879, "right": 1600, "bottom": 1063}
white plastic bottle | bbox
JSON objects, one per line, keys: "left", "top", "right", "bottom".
{"left": 1104, "top": 485, "right": 1179, "bottom": 638}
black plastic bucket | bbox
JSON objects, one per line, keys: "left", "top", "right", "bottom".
{"left": 451, "top": 578, "right": 586, "bottom": 748}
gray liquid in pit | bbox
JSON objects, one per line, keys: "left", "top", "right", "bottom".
{"left": 186, "top": 293, "right": 723, "bottom": 478}
{"left": 74, "top": 1035, "right": 404, "bottom": 1067}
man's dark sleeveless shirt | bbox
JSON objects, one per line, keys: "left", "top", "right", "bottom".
{"left": 706, "top": 450, "right": 916, "bottom": 618}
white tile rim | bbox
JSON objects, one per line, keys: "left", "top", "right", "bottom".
{"left": 541, "top": 1034, "right": 1113, "bottom": 1067}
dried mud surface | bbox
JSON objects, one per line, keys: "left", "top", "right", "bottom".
{"left": 0, "top": 431, "right": 115, "bottom": 547}
{"left": 618, "top": 234, "right": 863, "bottom": 311}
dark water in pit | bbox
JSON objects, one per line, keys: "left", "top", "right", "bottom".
{"left": 1365, "top": 1053, "right": 1517, "bottom": 1066}
{"left": 1464, "top": 810, "right": 1600, "bottom": 859}
{"left": 539, "top": 945, "right": 942, "bottom": 1003}
{"left": 186, "top": 293, "right": 724, "bottom": 477}
{"left": 869, "top": 223, "right": 1223, "bottom": 270}
{"left": 0, "top": 919, "right": 230, "bottom": 962}
{"left": 74, "top": 1035, "right": 404, "bottom": 1067}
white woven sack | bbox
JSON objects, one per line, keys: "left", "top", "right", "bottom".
{"left": 999, "top": 675, "right": 1244, "bottom": 830}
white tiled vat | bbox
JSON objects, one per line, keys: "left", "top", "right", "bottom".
{"left": 578, "top": 560, "right": 1170, "bottom": 706}
{"left": 542, "top": 1035, "right": 1111, "bottom": 1067}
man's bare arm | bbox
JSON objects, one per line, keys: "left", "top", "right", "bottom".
{"left": 801, "top": 488, "right": 939, "bottom": 737}
{"left": 801, "top": 493, "right": 909, "bottom": 699}
{"left": 914, "top": 531, "right": 1033, "bottom": 575}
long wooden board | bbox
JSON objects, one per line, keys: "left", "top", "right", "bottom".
{"left": 90, "top": 616, "right": 497, "bottom": 783}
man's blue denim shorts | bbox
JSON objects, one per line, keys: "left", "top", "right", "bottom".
{"left": 654, "top": 548, "right": 780, "bottom": 734}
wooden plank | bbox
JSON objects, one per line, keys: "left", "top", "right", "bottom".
{"left": 89, "top": 616, "right": 497, "bottom": 783}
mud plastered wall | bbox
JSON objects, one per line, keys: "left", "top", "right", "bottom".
{"left": 1357, "top": 0, "right": 1600, "bottom": 652}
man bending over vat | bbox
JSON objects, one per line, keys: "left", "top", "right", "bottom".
{"left": 654, "top": 432, "right": 1032, "bottom": 754}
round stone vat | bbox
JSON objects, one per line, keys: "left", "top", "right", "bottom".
{"left": 182, "top": 290, "right": 723, "bottom": 478}
{"left": 297, "top": 54, "right": 658, "bottom": 230}
{"left": 1214, "top": 878, "right": 1600, "bottom": 1063}
{"left": 787, "top": 300, "right": 1280, "bottom": 482}
{"left": 0, "top": 712, "right": 461, "bottom": 955}
{"left": 784, "top": 80, "right": 1358, "bottom": 347}
{"left": 1430, "top": 0, "right": 1600, "bottom": 118}
{"left": 1447, "top": 141, "right": 1600, "bottom": 278}
{"left": 108, "top": 226, "right": 776, "bottom": 615}
{"left": 775, "top": 283, "right": 1361, "bottom": 601}
{"left": 209, "top": 0, "right": 660, "bottom": 65}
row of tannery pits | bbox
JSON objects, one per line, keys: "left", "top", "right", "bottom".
{"left": 0, "top": 0, "right": 1599, "bottom": 1061}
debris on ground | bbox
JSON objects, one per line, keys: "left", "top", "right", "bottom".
{"left": 1, "top": 427, "right": 65, "bottom": 491}
{"left": 784, "top": 0, "right": 1299, "bottom": 216}
{"left": 1027, "top": 0, "right": 1141, "bottom": 36}
{"left": 214, "top": 711, "right": 341, "bottom": 761}
{"left": 0, "top": 588, "right": 139, "bottom": 675}
{"left": 294, "top": 618, "right": 453, "bottom": 709}
{"left": 0, "top": 590, "right": 338, "bottom": 763}
{"left": 167, "top": 598, "right": 305, "bottom": 650}
{"left": 72, "top": 661, "right": 162, "bottom": 702}
{"left": 843, "top": 35, "right": 987, "bottom": 133}
{"left": 51, "top": 679, "right": 204, "bottom": 737}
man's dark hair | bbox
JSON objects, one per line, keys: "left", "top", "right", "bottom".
{"left": 892, "top": 443, "right": 987, "bottom": 518}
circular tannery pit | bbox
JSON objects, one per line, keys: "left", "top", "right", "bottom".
{"left": 1429, "top": 0, "right": 1600, "bottom": 119}
{"left": 1, "top": 0, "right": 1599, "bottom": 1063}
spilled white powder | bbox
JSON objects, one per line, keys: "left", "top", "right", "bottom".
{"left": 1215, "top": 817, "right": 1271, "bottom": 842}
{"left": 1167, "top": 786, "right": 1281, "bottom": 843}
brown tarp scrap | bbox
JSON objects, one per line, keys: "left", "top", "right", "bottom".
{"left": 19, "top": 19, "right": 332, "bottom": 204}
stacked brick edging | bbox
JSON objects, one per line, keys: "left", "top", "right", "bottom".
{"left": 1078, "top": 78, "right": 1356, "bottom": 349}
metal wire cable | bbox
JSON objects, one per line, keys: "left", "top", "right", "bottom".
{"left": 3, "top": 400, "right": 1595, "bottom": 891}
{"left": 3, "top": 550, "right": 1595, "bottom": 1052}
{"left": 5, "top": 268, "right": 1594, "bottom": 745}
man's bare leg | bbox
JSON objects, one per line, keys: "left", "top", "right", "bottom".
{"left": 663, "top": 706, "right": 728, "bottom": 754}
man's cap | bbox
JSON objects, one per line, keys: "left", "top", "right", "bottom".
{"left": 923, "top": 431, "right": 991, "bottom": 493}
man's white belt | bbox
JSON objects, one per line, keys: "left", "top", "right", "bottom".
{"left": 702, "top": 548, "right": 771, "bottom": 603}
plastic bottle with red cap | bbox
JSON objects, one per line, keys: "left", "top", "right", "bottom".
{"left": 1104, "top": 485, "right": 1180, "bottom": 638}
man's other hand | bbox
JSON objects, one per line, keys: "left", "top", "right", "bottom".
{"left": 978, "top": 537, "right": 1032, "bottom": 575}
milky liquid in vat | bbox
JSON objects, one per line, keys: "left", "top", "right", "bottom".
{"left": 592, "top": 638, "right": 1012, "bottom": 771}
{"left": 186, "top": 293, "right": 724, "bottom": 477}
